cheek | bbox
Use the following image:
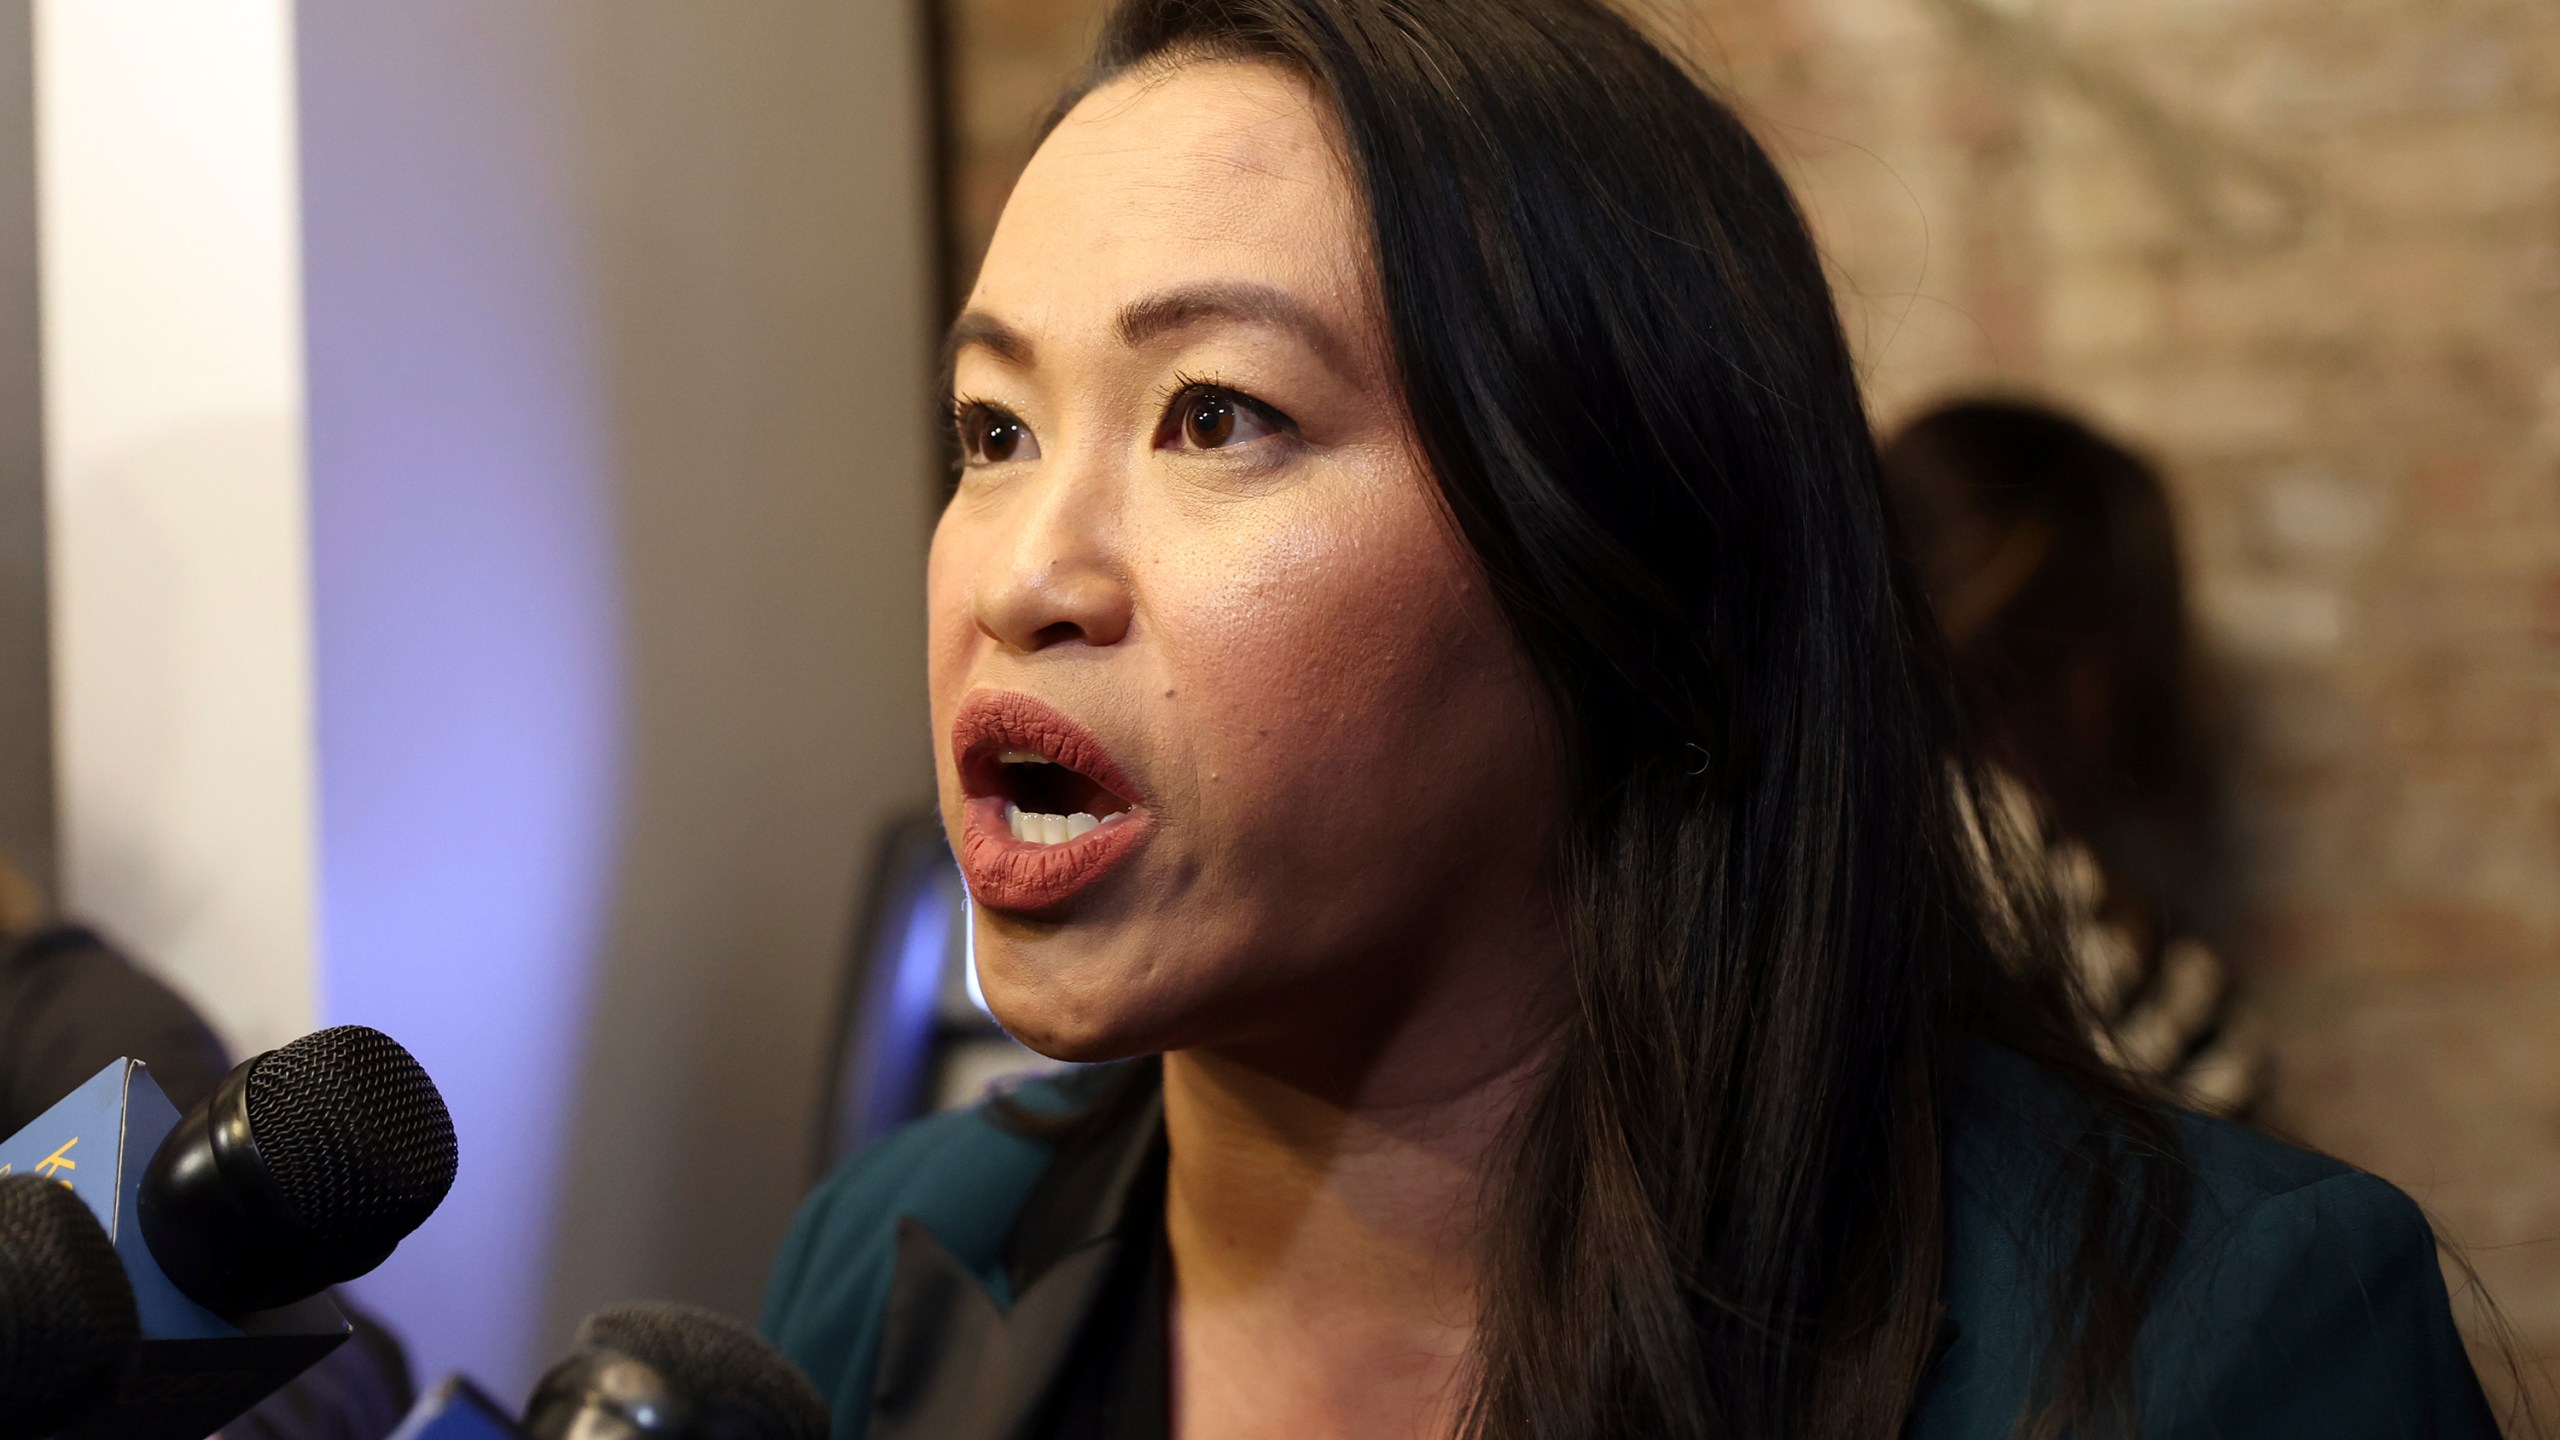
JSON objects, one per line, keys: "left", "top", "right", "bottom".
{"left": 1147, "top": 478, "right": 1527, "bottom": 848}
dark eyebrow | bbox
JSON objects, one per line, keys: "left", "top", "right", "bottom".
{"left": 1117, "top": 282, "right": 1356, "bottom": 378}
{"left": 945, "top": 282, "right": 1359, "bottom": 380}
{"left": 944, "top": 310, "right": 1034, "bottom": 371}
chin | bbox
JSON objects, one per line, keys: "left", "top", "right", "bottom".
{"left": 976, "top": 937, "right": 1186, "bottom": 1065}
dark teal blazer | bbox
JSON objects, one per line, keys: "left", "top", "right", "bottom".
{"left": 761, "top": 1057, "right": 2499, "bottom": 1439}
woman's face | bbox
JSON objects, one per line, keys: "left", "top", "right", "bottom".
{"left": 930, "top": 59, "right": 1558, "bottom": 1065}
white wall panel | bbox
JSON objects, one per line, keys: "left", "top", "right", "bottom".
{"left": 35, "top": 0, "right": 315, "bottom": 1057}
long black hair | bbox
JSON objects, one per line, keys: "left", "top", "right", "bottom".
{"left": 1049, "top": 2, "right": 2191, "bottom": 1435}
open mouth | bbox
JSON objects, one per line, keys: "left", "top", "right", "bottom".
{"left": 975, "top": 747, "right": 1135, "bottom": 846}
{"left": 950, "top": 690, "right": 1153, "bottom": 911}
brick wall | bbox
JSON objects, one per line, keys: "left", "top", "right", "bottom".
{"left": 938, "top": 0, "right": 2560, "bottom": 1389}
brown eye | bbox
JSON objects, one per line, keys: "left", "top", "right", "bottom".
{"left": 957, "top": 402, "right": 1038, "bottom": 465}
{"left": 1160, "top": 384, "right": 1286, "bottom": 452}
{"left": 1184, "top": 393, "right": 1233, "bottom": 448}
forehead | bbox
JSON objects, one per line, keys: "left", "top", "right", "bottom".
{"left": 974, "top": 59, "right": 1366, "bottom": 321}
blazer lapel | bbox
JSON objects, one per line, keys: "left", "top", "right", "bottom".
{"left": 868, "top": 1082, "right": 1167, "bottom": 1440}
{"left": 868, "top": 1218, "right": 1124, "bottom": 1440}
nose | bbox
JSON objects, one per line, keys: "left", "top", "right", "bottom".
{"left": 970, "top": 463, "right": 1133, "bottom": 653}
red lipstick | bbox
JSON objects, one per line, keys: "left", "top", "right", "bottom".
{"left": 951, "top": 690, "right": 1153, "bottom": 913}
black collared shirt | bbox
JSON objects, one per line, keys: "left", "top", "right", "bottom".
{"left": 1027, "top": 1211, "right": 1168, "bottom": 1439}
{"left": 865, "top": 1066, "right": 1174, "bottom": 1440}
{"left": 1007, "top": 1072, "right": 1170, "bottom": 1440}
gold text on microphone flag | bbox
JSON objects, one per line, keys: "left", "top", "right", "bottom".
{"left": 36, "top": 1136, "right": 77, "bottom": 1179}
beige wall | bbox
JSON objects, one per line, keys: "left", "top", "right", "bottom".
{"left": 529, "top": 0, "right": 941, "bottom": 1353}
{"left": 939, "top": 0, "right": 2560, "bottom": 1384}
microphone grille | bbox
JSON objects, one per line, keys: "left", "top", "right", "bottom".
{"left": 245, "top": 1025, "right": 458, "bottom": 1253}
{"left": 577, "top": 1303, "right": 828, "bottom": 1440}
{"left": 0, "top": 1175, "right": 139, "bottom": 1440}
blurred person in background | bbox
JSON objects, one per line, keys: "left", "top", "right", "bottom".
{"left": 0, "top": 853, "right": 416, "bottom": 1440}
{"left": 1881, "top": 400, "right": 2269, "bottom": 1116}
{"left": 0, "top": 855, "right": 232, "bottom": 1132}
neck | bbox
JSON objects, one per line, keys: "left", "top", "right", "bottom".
{"left": 1160, "top": 949, "right": 1557, "bottom": 1438}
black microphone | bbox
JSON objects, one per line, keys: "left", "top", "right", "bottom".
{"left": 0, "top": 1024, "right": 459, "bottom": 1440}
{"left": 141, "top": 1024, "right": 459, "bottom": 1315}
{"left": 394, "top": 1304, "right": 828, "bottom": 1440}
{"left": 0, "top": 1175, "right": 139, "bottom": 1440}
{"left": 525, "top": 1304, "right": 829, "bottom": 1440}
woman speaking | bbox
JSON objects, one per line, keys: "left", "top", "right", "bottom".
{"left": 760, "top": 0, "right": 2502, "bottom": 1435}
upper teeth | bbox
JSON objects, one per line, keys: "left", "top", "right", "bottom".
{"left": 1005, "top": 802, "right": 1120, "bottom": 846}
{"left": 999, "top": 749, "right": 1047, "bottom": 764}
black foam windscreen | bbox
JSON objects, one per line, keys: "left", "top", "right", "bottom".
{"left": 576, "top": 1303, "right": 827, "bottom": 1440}
{"left": 245, "top": 1026, "right": 457, "bottom": 1251}
{"left": 0, "top": 1175, "right": 139, "bottom": 1440}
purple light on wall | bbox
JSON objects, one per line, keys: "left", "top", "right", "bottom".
{"left": 298, "top": 4, "right": 623, "bottom": 1401}
{"left": 869, "top": 872, "right": 956, "bottom": 1132}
